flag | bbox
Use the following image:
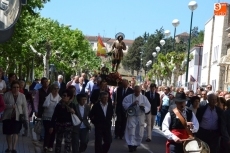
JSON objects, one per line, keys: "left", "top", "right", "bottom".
{"left": 190, "top": 75, "right": 196, "bottom": 82}
{"left": 96, "top": 36, "right": 106, "bottom": 56}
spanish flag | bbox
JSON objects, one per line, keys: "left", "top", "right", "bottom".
{"left": 97, "top": 36, "right": 106, "bottom": 56}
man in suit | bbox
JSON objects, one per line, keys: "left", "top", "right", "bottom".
{"left": 196, "top": 93, "right": 223, "bottom": 153}
{"left": 81, "top": 73, "right": 89, "bottom": 87}
{"left": 199, "top": 90, "right": 208, "bottom": 106}
{"left": 72, "top": 94, "right": 91, "bottom": 153}
{"left": 90, "top": 81, "right": 112, "bottom": 106}
{"left": 54, "top": 75, "right": 66, "bottom": 96}
{"left": 145, "top": 83, "right": 160, "bottom": 142}
{"left": 114, "top": 79, "right": 134, "bottom": 139}
{"left": 89, "top": 92, "right": 114, "bottom": 153}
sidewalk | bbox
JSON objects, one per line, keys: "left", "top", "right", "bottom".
{"left": 0, "top": 122, "right": 35, "bottom": 153}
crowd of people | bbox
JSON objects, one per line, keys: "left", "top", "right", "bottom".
{"left": 0, "top": 67, "right": 230, "bottom": 153}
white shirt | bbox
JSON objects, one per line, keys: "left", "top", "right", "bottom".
{"left": 100, "top": 102, "right": 108, "bottom": 117}
{"left": 79, "top": 105, "right": 86, "bottom": 129}
{"left": 162, "top": 111, "right": 199, "bottom": 141}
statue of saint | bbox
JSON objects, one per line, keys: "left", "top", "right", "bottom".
{"left": 111, "top": 32, "right": 126, "bottom": 72}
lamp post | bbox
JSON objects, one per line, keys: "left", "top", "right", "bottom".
{"left": 185, "top": 1, "right": 198, "bottom": 86}
{"left": 146, "top": 60, "right": 152, "bottom": 73}
{"left": 164, "top": 30, "right": 171, "bottom": 37}
{"left": 160, "top": 39, "right": 166, "bottom": 54}
{"left": 172, "top": 19, "right": 180, "bottom": 50}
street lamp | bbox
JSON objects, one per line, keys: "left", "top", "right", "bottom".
{"left": 160, "top": 40, "right": 165, "bottom": 46}
{"left": 185, "top": 1, "right": 198, "bottom": 86}
{"left": 160, "top": 39, "right": 166, "bottom": 54}
{"left": 172, "top": 19, "right": 180, "bottom": 50}
{"left": 152, "top": 52, "right": 157, "bottom": 58}
{"left": 164, "top": 30, "right": 171, "bottom": 37}
{"left": 152, "top": 52, "right": 157, "bottom": 64}
{"left": 155, "top": 46, "right": 161, "bottom": 53}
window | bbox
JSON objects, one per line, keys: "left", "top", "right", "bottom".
{"left": 203, "top": 52, "right": 208, "bottom": 68}
{"left": 91, "top": 43, "right": 94, "bottom": 47}
{"left": 212, "top": 45, "right": 219, "bottom": 63}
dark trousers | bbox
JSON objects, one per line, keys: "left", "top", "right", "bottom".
{"left": 95, "top": 127, "right": 112, "bottom": 153}
{"left": 43, "top": 120, "right": 56, "bottom": 148}
{"left": 55, "top": 126, "right": 72, "bottom": 153}
{"left": 169, "top": 143, "right": 184, "bottom": 153}
{"left": 72, "top": 128, "right": 89, "bottom": 153}
{"left": 114, "top": 111, "right": 127, "bottom": 138}
{"left": 160, "top": 106, "right": 169, "bottom": 127}
{"left": 196, "top": 127, "right": 220, "bottom": 153}
{"left": 219, "top": 139, "right": 230, "bottom": 153}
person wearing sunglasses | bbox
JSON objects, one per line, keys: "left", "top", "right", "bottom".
{"left": 50, "top": 89, "right": 76, "bottom": 153}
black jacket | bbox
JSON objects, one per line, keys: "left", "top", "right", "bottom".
{"left": 90, "top": 89, "right": 112, "bottom": 105}
{"left": 73, "top": 104, "right": 91, "bottom": 133}
{"left": 145, "top": 91, "right": 160, "bottom": 115}
{"left": 221, "top": 110, "right": 230, "bottom": 142}
{"left": 89, "top": 102, "right": 113, "bottom": 128}
{"left": 196, "top": 105, "right": 223, "bottom": 133}
{"left": 114, "top": 87, "right": 133, "bottom": 113}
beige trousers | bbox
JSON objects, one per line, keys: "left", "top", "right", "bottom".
{"left": 146, "top": 113, "right": 156, "bottom": 139}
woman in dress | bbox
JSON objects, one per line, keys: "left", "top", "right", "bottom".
{"left": 2, "top": 81, "right": 28, "bottom": 153}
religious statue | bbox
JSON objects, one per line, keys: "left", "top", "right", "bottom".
{"left": 110, "top": 32, "right": 126, "bottom": 72}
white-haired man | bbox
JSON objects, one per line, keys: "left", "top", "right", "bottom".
{"left": 54, "top": 75, "right": 66, "bottom": 96}
{"left": 122, "top": 85, "right": 151, "bottom": 152}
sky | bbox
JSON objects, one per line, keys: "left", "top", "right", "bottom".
{"left": 40, "top": 0, "right": 229, "bottom": 40}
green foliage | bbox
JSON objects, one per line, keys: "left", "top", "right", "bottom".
{"left": 0, "top": 1, "right": 101, "bottom": 80}
{"left": 147, "top": 51, "right": 187, "bottom": 81}
{"left": 123, "top": 26, "right": 203, "bottom": 83}
{"left": 122, "top": 36, "right": 145, "bottom": 74}
{"left": 191, "top": 29, "right": 204, "bottom": 48}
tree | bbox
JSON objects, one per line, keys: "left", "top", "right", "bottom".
{"left": 0, "top": 1, "right": 101, "bottom": 81}
{"left": 122, "top": 36, "right": 145, "bottom": 75}
{"left": 191, "top": 29, "right": 204, "bottom": 47}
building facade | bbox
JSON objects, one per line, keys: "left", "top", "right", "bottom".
{"left": 200, "top": 8, "right": 230, "bottom": 91}
{"left": 178, "top": 46, "right": 203, "bottom": 91}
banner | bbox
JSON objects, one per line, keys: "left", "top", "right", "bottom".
{"left": 214, "top": 3, "right": 227, "bottom": 16}
{"left": 96, "top": 36, "right": 107, "bottom": 56}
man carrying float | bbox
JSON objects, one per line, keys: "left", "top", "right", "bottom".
{"left": 162, "top": 92, "right": 199, "bottom": 153}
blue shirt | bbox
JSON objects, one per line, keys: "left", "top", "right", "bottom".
{"left": 162, "top": 94, "right": 170, "bottom": 106}
{"left": 34, "top": 83, "right": 42, "bottom": 90}
{"left": 200, "top": 106, "right": 218, "bottom": 130}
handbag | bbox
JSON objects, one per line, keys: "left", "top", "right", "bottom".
{"left": 34, "top": 120, "right": 43, "bottom": 134}
{"left": 71, "top": 114, "right": 81, "bottom": 126}
{"left": 14, "top": 95, "right": 26, "bottom": 122}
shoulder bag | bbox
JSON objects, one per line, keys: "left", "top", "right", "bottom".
{"left": 172, "top": 108, "right": 193, "bottom": 138}
{"left": 14, "top": 95, "right": 26, "bottom": 122}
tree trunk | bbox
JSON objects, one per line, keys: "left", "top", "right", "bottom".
{"left": 26, "top": 65, "right": 30, "bottom": 81}
{"left": 18, "top": 63, "right": 22, "bottom": 79}
{"left": 44, "top": 43, "right": 52, "bottom": 78}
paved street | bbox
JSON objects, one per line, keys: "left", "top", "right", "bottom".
{"left": 84, "top": 125, "right": 166, "bottom": 153}
{"left": 32, "top": 124, "right": 166, "bottom": 153}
